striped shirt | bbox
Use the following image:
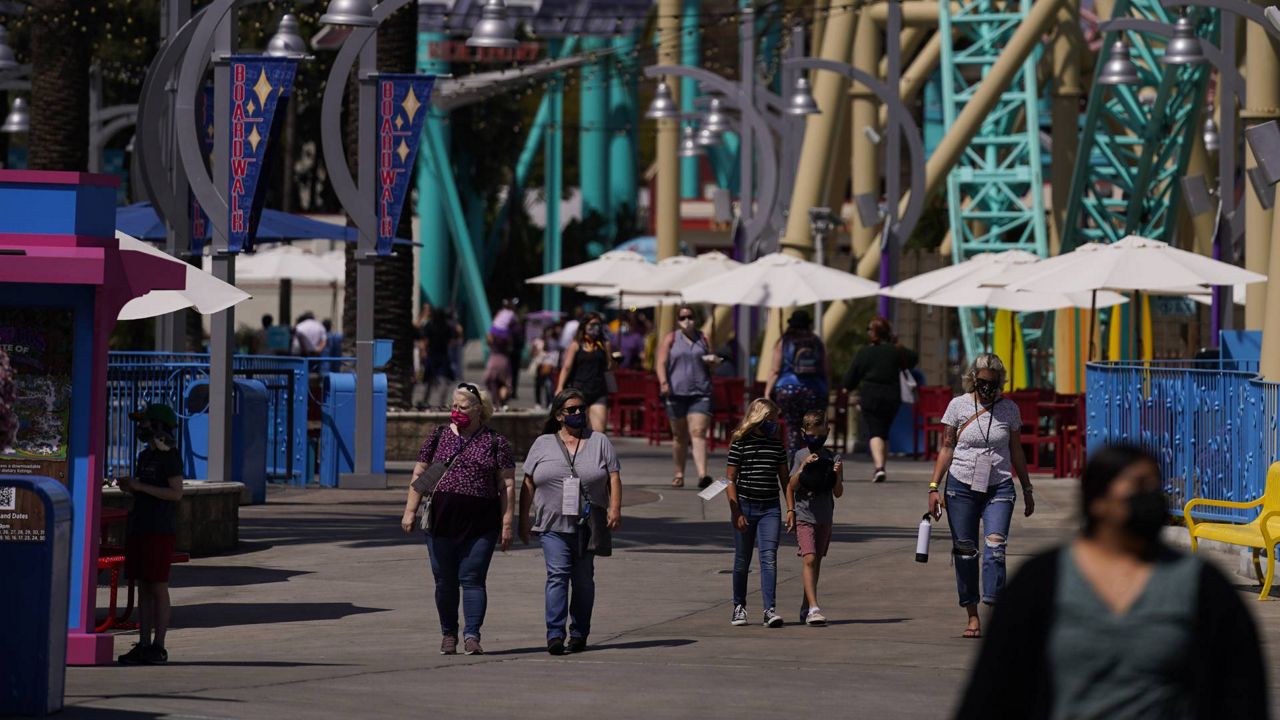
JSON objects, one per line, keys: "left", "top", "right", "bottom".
{"left": 727, "top": 433, "right": 787, "bottom": 502}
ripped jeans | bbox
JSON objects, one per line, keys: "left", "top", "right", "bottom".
{"left": 945, "top": 479, "right": 1016, "bottom": 607}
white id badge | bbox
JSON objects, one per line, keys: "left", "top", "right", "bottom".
{"left": 697, "top": 478, "right": 730, "bottom": 501}
{"left": 970, "top": 451, "right": 994, "bottom": 493}
{"left": 561, "top": 476, "right": 581, "bottom": 516}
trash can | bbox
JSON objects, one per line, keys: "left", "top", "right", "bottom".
{"left": 0, "top": 474, "right": 71, "bottom": 715}
{"left": 318, "top": 372, "right": 387, "bottom": 488}
{"left": 182, "top": 378, "right": 270, "bottom": 504}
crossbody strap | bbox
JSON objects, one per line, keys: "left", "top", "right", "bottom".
{"left": 956, "top": 395, "right": 998, "bottom": 435}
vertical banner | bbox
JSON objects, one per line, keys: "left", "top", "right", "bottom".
{"left": 191, "top": 84, "right": 215, "bottom": 256}
{"left": 0, "top": 308, "right": 73, "bottom": 484}
{"left": 227, "top": 55, "right": 297, "bottom": 253}
{"left": 375, "top": 74, "right": 436, "bottom": 255}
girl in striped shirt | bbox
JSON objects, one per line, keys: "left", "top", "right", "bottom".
{"left": 725, "top": 398, "right": 790, "bottom": 628}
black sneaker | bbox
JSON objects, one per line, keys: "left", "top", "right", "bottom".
{"left": 547, "top": 637, "right": 565, "bottom": 656}
{"left": 872, "top": 468, "right": 887, "bottom": 483}
{"left": 698, "top": 476, "right": 714, "bottom": 490}
{"left": 731, "top": 604, "right": 748, "bottom": 626}
{"left": 567, "top": 637, "right": 587, "bottom": 653}
{"left": 117, "top": 643, "right": 150, "bottom": 665}
{"left": 763, "top": 608, "right": 784, "bottom": 628}
{"left": 140, "top": 645, "right": 168, "bottom": 664}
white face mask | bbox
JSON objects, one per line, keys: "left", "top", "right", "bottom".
{"left": 152, "top": 438, "right": 170, "bottom": 451}
{"left": 678, "top": 319, "right": 695, "bottom": 330}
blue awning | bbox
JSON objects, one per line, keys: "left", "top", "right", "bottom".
{"left": 116, "top": 202, "right": 416, "bottom": 246}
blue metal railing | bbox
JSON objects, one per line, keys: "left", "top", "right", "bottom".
{"left": 106, "top": 352, "right": 356, "bottom": 486}
{"left": 1086, "top": 359, "right": 1279, "bottom": 522}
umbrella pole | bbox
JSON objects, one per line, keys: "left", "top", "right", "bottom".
{"left": 1087, "top": 289, "right": 1097, "bottom": 364}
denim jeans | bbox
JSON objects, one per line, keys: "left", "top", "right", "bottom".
{"left": 424, "top": 531, "right": 498, "bottom": 640}
{"left": 541, "top": 531, "right": 596, "bottom": 641}
{"left": 945, "top": 480, "right": 1016, "bottom": 607}
{"left": 732, "top": 498, "right": 781, "bottom": 610}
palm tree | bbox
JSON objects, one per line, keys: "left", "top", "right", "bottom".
{"left": 340, "top": 4, "right": 417, "bottom": 408}
{"left": 27, "top": 0, "right": 92, "bottom": 171}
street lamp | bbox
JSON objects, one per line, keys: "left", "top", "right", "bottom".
{"left": 696, "top": 125, "right": 721, "bottom": 147}
{"left": 1098, "top": 40, "right": 1141, "bottom": 85}
{"left": 1204, "top": 114, "right": 1220, "bottom": 152}
{"left": 0, "top": 25, "right": 17, "bottom": 73}
{"left": 645, "top": 81, "right": 678, "bottom": 120}
{"left": 702, "top": 96, "right": 728, "bottom": 133}
{"left": 266, "top": 13, "right": 308, "bottom": 58}
{"left": 1162, "top": 16, "right": 1206, "bottom": 64}
{"left": 466, "top": 0, "right": 519, "bottom": 50}
{"left": 1, "top": 96, "right": 27, "bottom": 133}
{"left": 808, "top": 206, "right": 840, "bottom": 328}
{"left": 678, "top": 124, "right": 701, "bottom": 157}
{"left": 320, "top": 0, "right": 377, "bottom": 27}
{"left": 784, "top": 75, "right": 820, "bottom": 116}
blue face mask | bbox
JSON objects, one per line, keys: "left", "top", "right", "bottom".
{"left": 804, "top": 433, "right": 828, "bottom": 451}
{"left": 758, "top": 420, "right": 778, "bottom": 438}
{"left": 563, "top": 412, "right": 588, "bottom": 430}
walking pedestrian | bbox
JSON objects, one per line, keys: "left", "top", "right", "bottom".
{"left": 116, "top": 404, "right": 185, "bottom": 665}
{"left": 485, "top": 301, "right": 519, "bottom": 409}
{"left": 765, "top": 310, "right": 828, "bottom": 452}
{"left": 725, "top": 398, "right": 790, "bottom": 628}
{"left": 842, "top": 316, "right": 919, "bottom": 482}
{"left": 400, "top": 384, "right": 515, "bottom": 656}
{"left": 556, "top": 313, "right": 613, "bottom": 432}
{"left": 926, "top": 353, "right": 1034, "bottom": 639}
{"left": 786, "top": 410, "right": 844, "bottom": 626}
{"left": 655, "top": 304, "right": 719, "bottom": 489}
{"left": 955, "top": 443, "right": 1268, "bottom": 720}
{"left": 529, "top": 324, "right": 561, "bottom": 409}
{"left": 519, "top": 389, "right": 623, "bottom": 655}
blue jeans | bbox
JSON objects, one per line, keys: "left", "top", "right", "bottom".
{"left": 540, "top": 531, "right": 596, "bottom": 641}
{"left": 732, "top": 498, "right": 781, "bottom": 610}
{"left": 945, "top": 480, "right": 1016, "bottom": 607}
{"left": 424, "top": 531, "right": 498, "bottom": 640}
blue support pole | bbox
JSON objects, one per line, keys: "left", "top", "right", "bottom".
{"left": 544, "top": 44, "right": 565, "bottom": 312}
{"left": 608, "top": 33, "right": 639, "bottom": 234}
{"left": 706, "top": 130, "right": 739, "bottom": 192}
{"left": 415, "top": 32, "right": 452, "bottom": 308}
{"left": 923, "top": 71, "right": 944, "bottom": 157}
{"left": 423, "top": 121, "right": 494, "bottom": 336}
{"left": 580, "top": 36, "right": 611, "bottom": 256}
{"left": 680, "top": 0, "right": 701, "bottom": 199}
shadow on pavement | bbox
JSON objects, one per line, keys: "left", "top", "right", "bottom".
{"left": 176, "top": 602, "right": 390, "bottom": 628}
{"left": 169, "top": 565, "right": 311, "bottom": 589}
{"left": 154, "top": 660, "right": 352, "bottom": 668}
{"left": 819, "top": 618, "right": 909, "bottom": 626}
{"left": 484, "top": 638, "right": 696, "bottom": 656}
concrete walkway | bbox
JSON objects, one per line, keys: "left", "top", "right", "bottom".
{"left": 65, "top": 438, "right": 1280, "bottom": 719}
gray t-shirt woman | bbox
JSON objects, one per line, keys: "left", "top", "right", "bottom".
{"left": 522, "top": 430, "right": 621, "bottom": 534}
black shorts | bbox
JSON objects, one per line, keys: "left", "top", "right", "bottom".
{"left": 859, "top": 385, "right": 901, "bottom": 440}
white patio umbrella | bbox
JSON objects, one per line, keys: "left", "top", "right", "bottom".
{"left": 116, "top": 232, "right": 251, "bottom": 321}
{"left": 227, "top": 245, "right": 343, "bottom": 284}
{"left": 526, "top": 250, "right": 655, "bottom": 287}
{"left": 882, "top": 250, "right": 1043, "bottom": 300}
{"left": 626, "top": 251, "right": 744, "bottom": 294}
{"left": 682, "top": 252, "right": 881, "bottom": 308}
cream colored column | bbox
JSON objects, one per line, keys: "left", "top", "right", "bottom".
{"left": 850, "top": 10, "right": 883, "bottom": 270}
{"left": 1243, "top": 8, "right": 1280, "bottom": 330}
{"left": 655, "top": 0, "right": 682, "bottom": 339}
{"left": 757, "top": 0, "right": 858, "bottom": 382}
{"left": 1049, "top": 0, "right": 1083, "bottom": 255}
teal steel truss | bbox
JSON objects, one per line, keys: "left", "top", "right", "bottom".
{"left": 939, "top": 0, "right": 1050, "bottom": 360}
{"left": 1060, "top": 1, "right": 1218, "bottom": 252}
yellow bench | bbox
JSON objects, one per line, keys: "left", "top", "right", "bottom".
{"left": 1184, "top": 462, "right": 1280, "bottom": 601}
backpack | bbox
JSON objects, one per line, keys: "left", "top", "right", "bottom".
{"left": 789, "top": 335, "right": 824, "bottom": 377}
{"left": 799, "top": 457, "right": 837, "bottom": 493}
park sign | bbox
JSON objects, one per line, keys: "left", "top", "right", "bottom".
{"left": 227, "top": 55, "right": 297, "bottom": 253}
{"left": 375, "top": 73, "right": 435, "bottom": 256}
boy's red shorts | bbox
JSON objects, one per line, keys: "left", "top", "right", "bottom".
{"left": 125, "top": 533, "right": 177, "bottom": 582}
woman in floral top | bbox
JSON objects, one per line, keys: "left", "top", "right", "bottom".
{"left": 401, "top": 383, "right": 515, "bottom": 656}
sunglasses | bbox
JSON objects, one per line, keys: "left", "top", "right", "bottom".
{"left": 561, "top": 404, "right": 586, "bottom": 415}
{"left": 678, "top": 315, "right": 695, "bottom": 321}
{"left": 457, "top": 383, "right": 481, "bottom": 402}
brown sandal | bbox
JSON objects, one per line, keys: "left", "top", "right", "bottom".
{"left": 962, "top": 627, "right": 982, "bottom": 639}
{"left": 672, "top": 477, "right": 685, "bottom": 488}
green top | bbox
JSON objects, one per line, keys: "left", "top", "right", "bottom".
{"left": 1047, "top": 545, "right": 1201, "bottom": 720}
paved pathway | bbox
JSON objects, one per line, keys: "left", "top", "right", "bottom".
{"left": 64, "top": 438, "right": 1280, "bottom": 719}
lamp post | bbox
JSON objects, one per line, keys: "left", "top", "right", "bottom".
{"left": 808, "top": 206, "right": 839, "bottom": 329}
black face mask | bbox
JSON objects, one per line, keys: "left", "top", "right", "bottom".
{"left": 137, "top": 426, "right": 154, "bottom": 443}
{"left": 804, "top": 433, "right": 828, "bottom": 451}
{"left": 1126, "top": 490, "right": 1168, "bottom": 542}
{"left": 974, "top": 380, "right": 999, "bottom": 403}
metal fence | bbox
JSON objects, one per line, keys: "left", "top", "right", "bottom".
{"left": 1086, "top": 359, "right": 1279, "bottom": 522}
{"left": 106, "top": 352, "right": 352, "bottom": 486}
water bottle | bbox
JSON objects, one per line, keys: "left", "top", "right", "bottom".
{"left": 915, "top": 513, "right": 933, "bottom": 563}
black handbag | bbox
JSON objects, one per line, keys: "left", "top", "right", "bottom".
{"left": 554, "top": 435, "right": 612, "bottom": 557}
{"left": 798, "top": 456, "right": 837, "bottom": 494}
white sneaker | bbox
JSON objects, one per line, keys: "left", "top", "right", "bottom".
{"left": 805, "top": 608, "right": 827, "bottom": 626}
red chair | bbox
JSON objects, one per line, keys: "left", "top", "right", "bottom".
{"left": 1008, "top": 390, "right": 1056, "bottom": 472}
{"left": 831, "top": 389, "right": 850, "bottom": 453}
{"left": 709, "top": 377, "right": 745, "bottom": 451}
{"left": 914, "top": 386, "right": 952, "bottom": 460}
{"left": 609, "top": 370, "right": 649, "bottom": 437}
{"left": 1055, "top": 394, "right": 1087, "bottom": 478}
{"left": 644, "top": 378, "right": 672, "bottom": 445}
